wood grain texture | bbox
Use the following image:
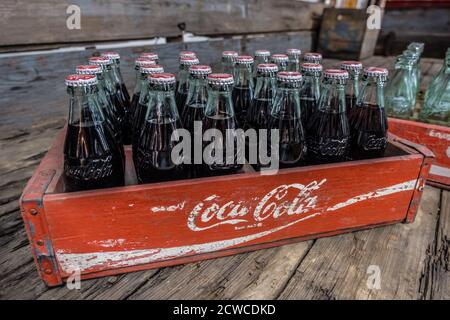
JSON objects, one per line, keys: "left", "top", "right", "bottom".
{"left": 0, "top": 0, "right": 323, "bottom": 47}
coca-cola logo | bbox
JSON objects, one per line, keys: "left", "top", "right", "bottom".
{"left": 187, "top": 179, "right": 327, "bottom": 231}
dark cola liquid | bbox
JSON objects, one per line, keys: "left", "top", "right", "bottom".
{"left": 306, "top": 111, "right": 350, "bottom": 164}
{"left": 232, "top": 86, "right": 253, "bottom": 128}
{"left": 202, "top": 114, "right": 243, "bottom": 175}
{"left": 301, "top": 97, "right": 317, "bottom": 126}
{"left": 268, "top": 115, "right": 305, "bottom": 167}
{"left": 350, "top": 103, "right": 388, "bottom": 159}
{"left": 64, "top": 123, "right": 125, "bottom": 192}
{"left": 135, "top": 118, "right": 184, "bottom": 183}
{"left": 182, "top": 103, "right": 206, "bottom": 179}
{"left": 176, "top": 91, "right": 189, "bottom": 116}
{"left": 248, "top": 98, "right": 271, "bottom": 130}
{"left": 345, "top": 94, "right": 357, "bottom": 117}
{"left": 115, "top": 83, "right": 131, "bottom": 144}
{"left": 131, "top": 102, "right": 147, "bottom": 165}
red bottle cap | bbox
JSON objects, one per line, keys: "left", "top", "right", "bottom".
{"left": 180, "top": 56, "right": 200, "bottom": 65}
{"left": 179, "top": 51, "right": 197, "bottom": 59}
{"left": 324, "top": 69, "right": 349, "bottom": 79}
{"left": 255, "top": 50, "right": 271, "bottom": 57}
{"left": 277, "top": 71, "right": 303, "bottom": 82}
{"left": 65, "top": 74, "right": 98, "bottom": 87}
{"left": 235, "top": 55, "right": 254, "bottom": 64}
{"left": 207, "top": 73, "right": 234, "bottom": 85}
{"left": 141, "top": 65, "right": 164, "bottom": 74}
{"left": 76, "top": 65, "right": 102, "bottom": 75}
{"left": 340, "top": 60, "right": 363, "bottom": 71}
{"left": 189, "top": 65, "right": 212, "bottom": 75}
{"left": 222, "top": 51, "right": 239, "bottom": 58}
{"left": 364, "top": 67, "right": 389, "bottom": 77}
{"left": 300, "top": 63, "right": 323, "bottom": 73}
{"left": 100, "top": 51, "right": 120, "bottom": 60}
{"left": 287, "top": 48, "right": 302, "bottom": 56}
{"left": 140, "top": 52, "right": 159, "bottom": 60}
{"left": 256, "top": 63, "right": 278, "bottom": 73}
{"left": 89, "top": 56, "right": 112, "bottom": 66}
{"left": 148, "top": 73, "right": 176, "bottom": 84}
{"left": 271, "top": 54, "right": 289, "bottom": 63}
{"left": 135, "top": 57, "right": 157, "bottom": 67}
{"left": 303, "top": 52, "right": 322, "bottom": 63}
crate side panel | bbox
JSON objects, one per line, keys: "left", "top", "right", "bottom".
{"left": 43, "top": 157, "right": 423, "bottom": 277}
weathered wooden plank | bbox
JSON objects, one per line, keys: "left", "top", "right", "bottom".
{"left": 278, "top": 186, "right": 441, "bottom": 300}
{"left": 0, "top": 0, "right": 323, "bottom": 47}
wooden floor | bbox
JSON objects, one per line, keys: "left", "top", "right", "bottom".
{"left": 0, "top": 53, "right": 448, "bottom": 300}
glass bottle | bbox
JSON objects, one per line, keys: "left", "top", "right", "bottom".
{"left": 402, "top": 49, "right": 420, "bottom": 97}
{"left": 268, "top": 71, "right": 306, "bottom": 167}
{"left": 232, "top": 55, "right": 254, "bottom": 128}
{"left": 221, "top": 51, "right": 238, "bottom": 74}
{"left": 385, "top": 55, "right": 415, "bottom": 119}
{"left": 63, "top": 74, "right": 125, "bottom": 192}
{"left": 299, "top": 62, "right": 322, "bottom": 125}
{"left": 270, "top": 54, "right": 289, "bottom": 72}
{"left": 340, "top": 60, "right": 363, "bottom": 117}
{"left": 350, "top": 67, "right": 389, "bottom": 159}
{"left": 100, "top": 52, "right": 131, "bottom": 103}
{"left": 247, "top": 63, "right": 278, "bottom": 130}
{"left": 303, "top": 52, "right": 322, "bottom": 64}
{"left": 203, "top": 73, "right": 243, "bottom": 175}
{"left": 89, "top": 56, "right": 129, "bottom": 145}
{"left": 287, "top": 48, "right": 302, "bottom": 72}
{"left": 134, "top": 73, "right": 184, "bottom": 183}
{"left": 419, "top": 58, "right": 450, "bottom": 126}
{"left": 131, "top": 64, "right": 165, "bottom": 158}
{"left": 306, "top": 69, "right": 350, "bottom": 164}
{"left": 176, "top": 56, "right": 200, "bottom": 115}
{"left": 424, "top": 49, "right": 449, "bottom": 104}
{"left": 253, "top": 50, "right": 271, "bottom": 79}
{"left": 76, "top": 64, "right": 125, "bottom": 162}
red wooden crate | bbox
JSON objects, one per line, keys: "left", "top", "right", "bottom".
{"left": 388, "top": 117, "right": 449, "bottom": 189}
{"left": 20, "top": 127, "right": 434, "bottom": 286}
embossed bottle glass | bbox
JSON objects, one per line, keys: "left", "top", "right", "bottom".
{"left": 287, "top": 48, "right": 302, "bottom": 72}
{"left": 232, "top": 56, "right": 254, "bottom": 128}
{"left": 63, "top": 74, "right": 125, "bottom": 192}
{"left": 340, "top": 60, "right": 363, "bottom": 117}
{"left": 306, "top": 69, "right": 350, "bottom": 164}
{"left": 253, "top": 50, "right": 271, "bottom": 79}
{"left": 350, "top": 67, "right": 389, "bottom": 159}
{"left": 176, "top": 56, "right": 199, "bottom": 115}
{"left": 268, "top": 71, "right": 306, "bottom": 167}
{"left": 221, "top": 51, "right": 238, "bottom": 74}
{"left": 135, "top": 73, "right": 184, "bottom": 183}
{"left": 299, "top": 63, "right": 322, "bottom": 125}
{"left": 203, "top": 73, "right": 243, "bottom": 175}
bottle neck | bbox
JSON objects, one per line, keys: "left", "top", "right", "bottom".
{"left": 100, "top": 65, "right": 118, "bottom": 94}
{"left": 67, "top": 86, "right": 105, "bottom": 126}
{"left": 345, "top": 71, "right": 360, "bottom": 98}
{"left": 318, "top": 78, "right": 347, "bottom": 113}
{"left": 186, "top": 75, "right": 209, "bottom": 107}
{"left": 205, "top": 84, "right": 235, "bottom": 118}
{"left": 271, "top": 85, "right": 301, "bottom": 119}
{"left": 110, "top": 59, "right": 124, "bottom": 85}
{"left": 357, "top": 76, "right": 386, "bottom": 108}
{"left": 300, "top": 74, "right": 320, "bottom": 101}
{"left": 177, "top": 65, "right": 191, "bottom": 93}
{"left": 146, "top": 83, "right": 179, "bottom": 122}
{"left": 254, "top": 74, "right": 277, "bottom": 100}
{"left": 233, "top": 64, "right": 254, "bottom": 88}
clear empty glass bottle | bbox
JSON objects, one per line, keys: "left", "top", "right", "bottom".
{"left": 287, "top": 48, "right": 302, "bottom": 72}
{"left": 402, "top": 49, "right": 420, "bottom": 97}
{"left": 232, "top": 55, "right": 254, "bottom": 128}
{"left": 63, "top": 74, "right": 125, "bottom": 192}
{"left": 76, "top": 64, "right": 124, "bottom": 162}
{"left": 420, "top": 57, "right": 450, "bottom": 126}
{"left": 176, "top": 56, "right": 200, "bottom": 115}
{"left": 424, "top": 49, "right": 450, "bottom": 104}
{"left": 340, "top": 60, "right": 363, "bottom": 117}
{"left": 247, "top": 63, "right": 278, "bottom": 130}
{"left": 253, "top": 50, "right": 271, "bottom": 79}
{"left": 300, "top": 63, "right": 322, "bottom": 125}
{"left": 203, "top": 73, "right": 243, "bottom": 175}
{"left": 89, "top": 56, "right": 129, "bottom": 144}
{"left": 134, "top": 73, "right": 184, "bottom": 183}
{"left": 350, "top": 67, "right": 389, "bottom": 159}
{"left": 222, "top": 51, "right": 238, "bottom": 74}
{"left": 303, "top": 52, "right": 322, "bottom": 64}
{"left": 306, "top": 69, "right": 350, "bottom": 164}
{"left": 385, "top": 55, "right": 416, "bottom": 119}
{"left": 268, "top": 71, "right": 306, "bottom": 167}
{"left": 271, "top": 54, "right": 289, "bottom": 72}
